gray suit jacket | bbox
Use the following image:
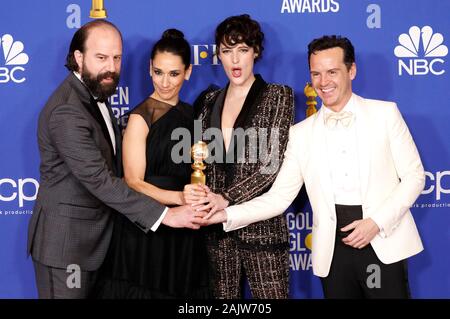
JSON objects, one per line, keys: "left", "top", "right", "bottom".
{"left": 28, "top": 73, "right": 165, "bottom": 271}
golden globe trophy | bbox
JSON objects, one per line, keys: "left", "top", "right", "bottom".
{"left": 304, "top": 82, "right": 318, "bottom": 118}
{"left": 90, "top": 0, "right": 107, "bottom": 19}
{"left": 190, "top": 141, "right": 208, "bottom": 185}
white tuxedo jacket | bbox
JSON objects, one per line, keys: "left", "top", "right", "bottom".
{"left": 225, "top": 94, "right": 425, "bottom": 277}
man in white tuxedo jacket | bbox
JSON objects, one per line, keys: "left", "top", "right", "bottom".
{"left": 205, "top": 35, "right": 425, "bottom": 298}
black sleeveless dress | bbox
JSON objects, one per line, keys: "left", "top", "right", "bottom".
{"left": 95, "top": 97, "right": 211, "bottom": 298}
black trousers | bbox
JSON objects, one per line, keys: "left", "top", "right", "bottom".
{"left": 321, "top": 205, "right": 411, "bottom": 299}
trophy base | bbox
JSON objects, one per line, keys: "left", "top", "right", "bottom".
{"left": 89, "top": 10, "right": 107, "bottom": 18}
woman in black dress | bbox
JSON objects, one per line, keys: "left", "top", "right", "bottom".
{"left": 95, "top": 29, "right": 210, "bottom": 298}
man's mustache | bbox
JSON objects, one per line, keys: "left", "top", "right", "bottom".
{"left": 97, "top": 71, "right": 119, "bottom": 82}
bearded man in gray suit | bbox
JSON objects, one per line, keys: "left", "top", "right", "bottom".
{"left": 27, "top": 20, "right": 205, "bottom": 299}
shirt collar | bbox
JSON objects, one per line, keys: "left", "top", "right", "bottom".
{"left": 73, "top": 71, "right": 83, "bottom": 83}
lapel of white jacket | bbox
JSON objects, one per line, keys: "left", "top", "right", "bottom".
{"left": 353, "top": 94, "right": 371, "bottom": 204}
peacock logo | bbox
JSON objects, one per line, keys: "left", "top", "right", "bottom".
{"left": 1, "top": 34, "right": 29, "bottom": 65}
{"left": 395, "top": 26, "right": 447, "bottom": 76}
{"left": 0, "top": 34, "right": 29, "bottom": 83}
{"left": 395, "top": 26, "right": 447, "bottom": 58}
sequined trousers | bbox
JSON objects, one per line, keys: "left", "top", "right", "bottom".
{"left": 206, "top": 218, "right": 290, "bottom": 299}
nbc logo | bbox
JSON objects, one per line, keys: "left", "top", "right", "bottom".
{"left": 394, "top": 26, "right": 447, "bottom": 76}
{"left": 0, "top": 34, "right": 29, "bottom": 83}
{"left": 192, "top": 44, "right": 220, "bottom": 66}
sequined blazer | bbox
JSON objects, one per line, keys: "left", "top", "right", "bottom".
{"left": 195, "top": 74, "right": 294, "bottom": 248}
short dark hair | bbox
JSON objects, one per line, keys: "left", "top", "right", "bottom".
{"left": 65, "top": 20, "right": 123, "bottom": 72}
{"left": 307, "top": 35, "right": 355, "bottom": 70}
{"left": 151, "top": 28, "right": 191, "bottom": 70}
{"left": 215, "top": 14, "right": 264, "bottom": 61}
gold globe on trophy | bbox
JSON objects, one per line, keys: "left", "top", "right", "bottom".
{"left": 190, "top": 141, "right": 208, "bottom": 184}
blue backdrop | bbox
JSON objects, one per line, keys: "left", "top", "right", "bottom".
{"left": 0, "top": 0, "right": 448, "bottom": 298}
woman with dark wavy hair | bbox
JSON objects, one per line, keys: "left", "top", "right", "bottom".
{"left": 184, "top": 14, "right": 294, "bottom": 298}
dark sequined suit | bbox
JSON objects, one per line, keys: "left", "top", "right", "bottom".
{"left": 195, "top": 75, "right": 294, "bottom": 298}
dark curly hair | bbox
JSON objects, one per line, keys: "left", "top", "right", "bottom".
{"left": 215, "top": 14, "right": 264, "bottom": 62}
{"left": 307, "top": 35, "right": 355, "bottom": 71}
{"left": 65, "top": 20, "right": 123, "bottom": 72}
{"left": 151, "top": 28, "right": 191, "bottom": 70}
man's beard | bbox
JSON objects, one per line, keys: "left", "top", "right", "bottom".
{"left": 81, "top": 68, "right": 120, "bottom": 102}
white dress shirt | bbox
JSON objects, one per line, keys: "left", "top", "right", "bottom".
{"left": 323, "top": 95, "right": 362, "bottom": 205}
